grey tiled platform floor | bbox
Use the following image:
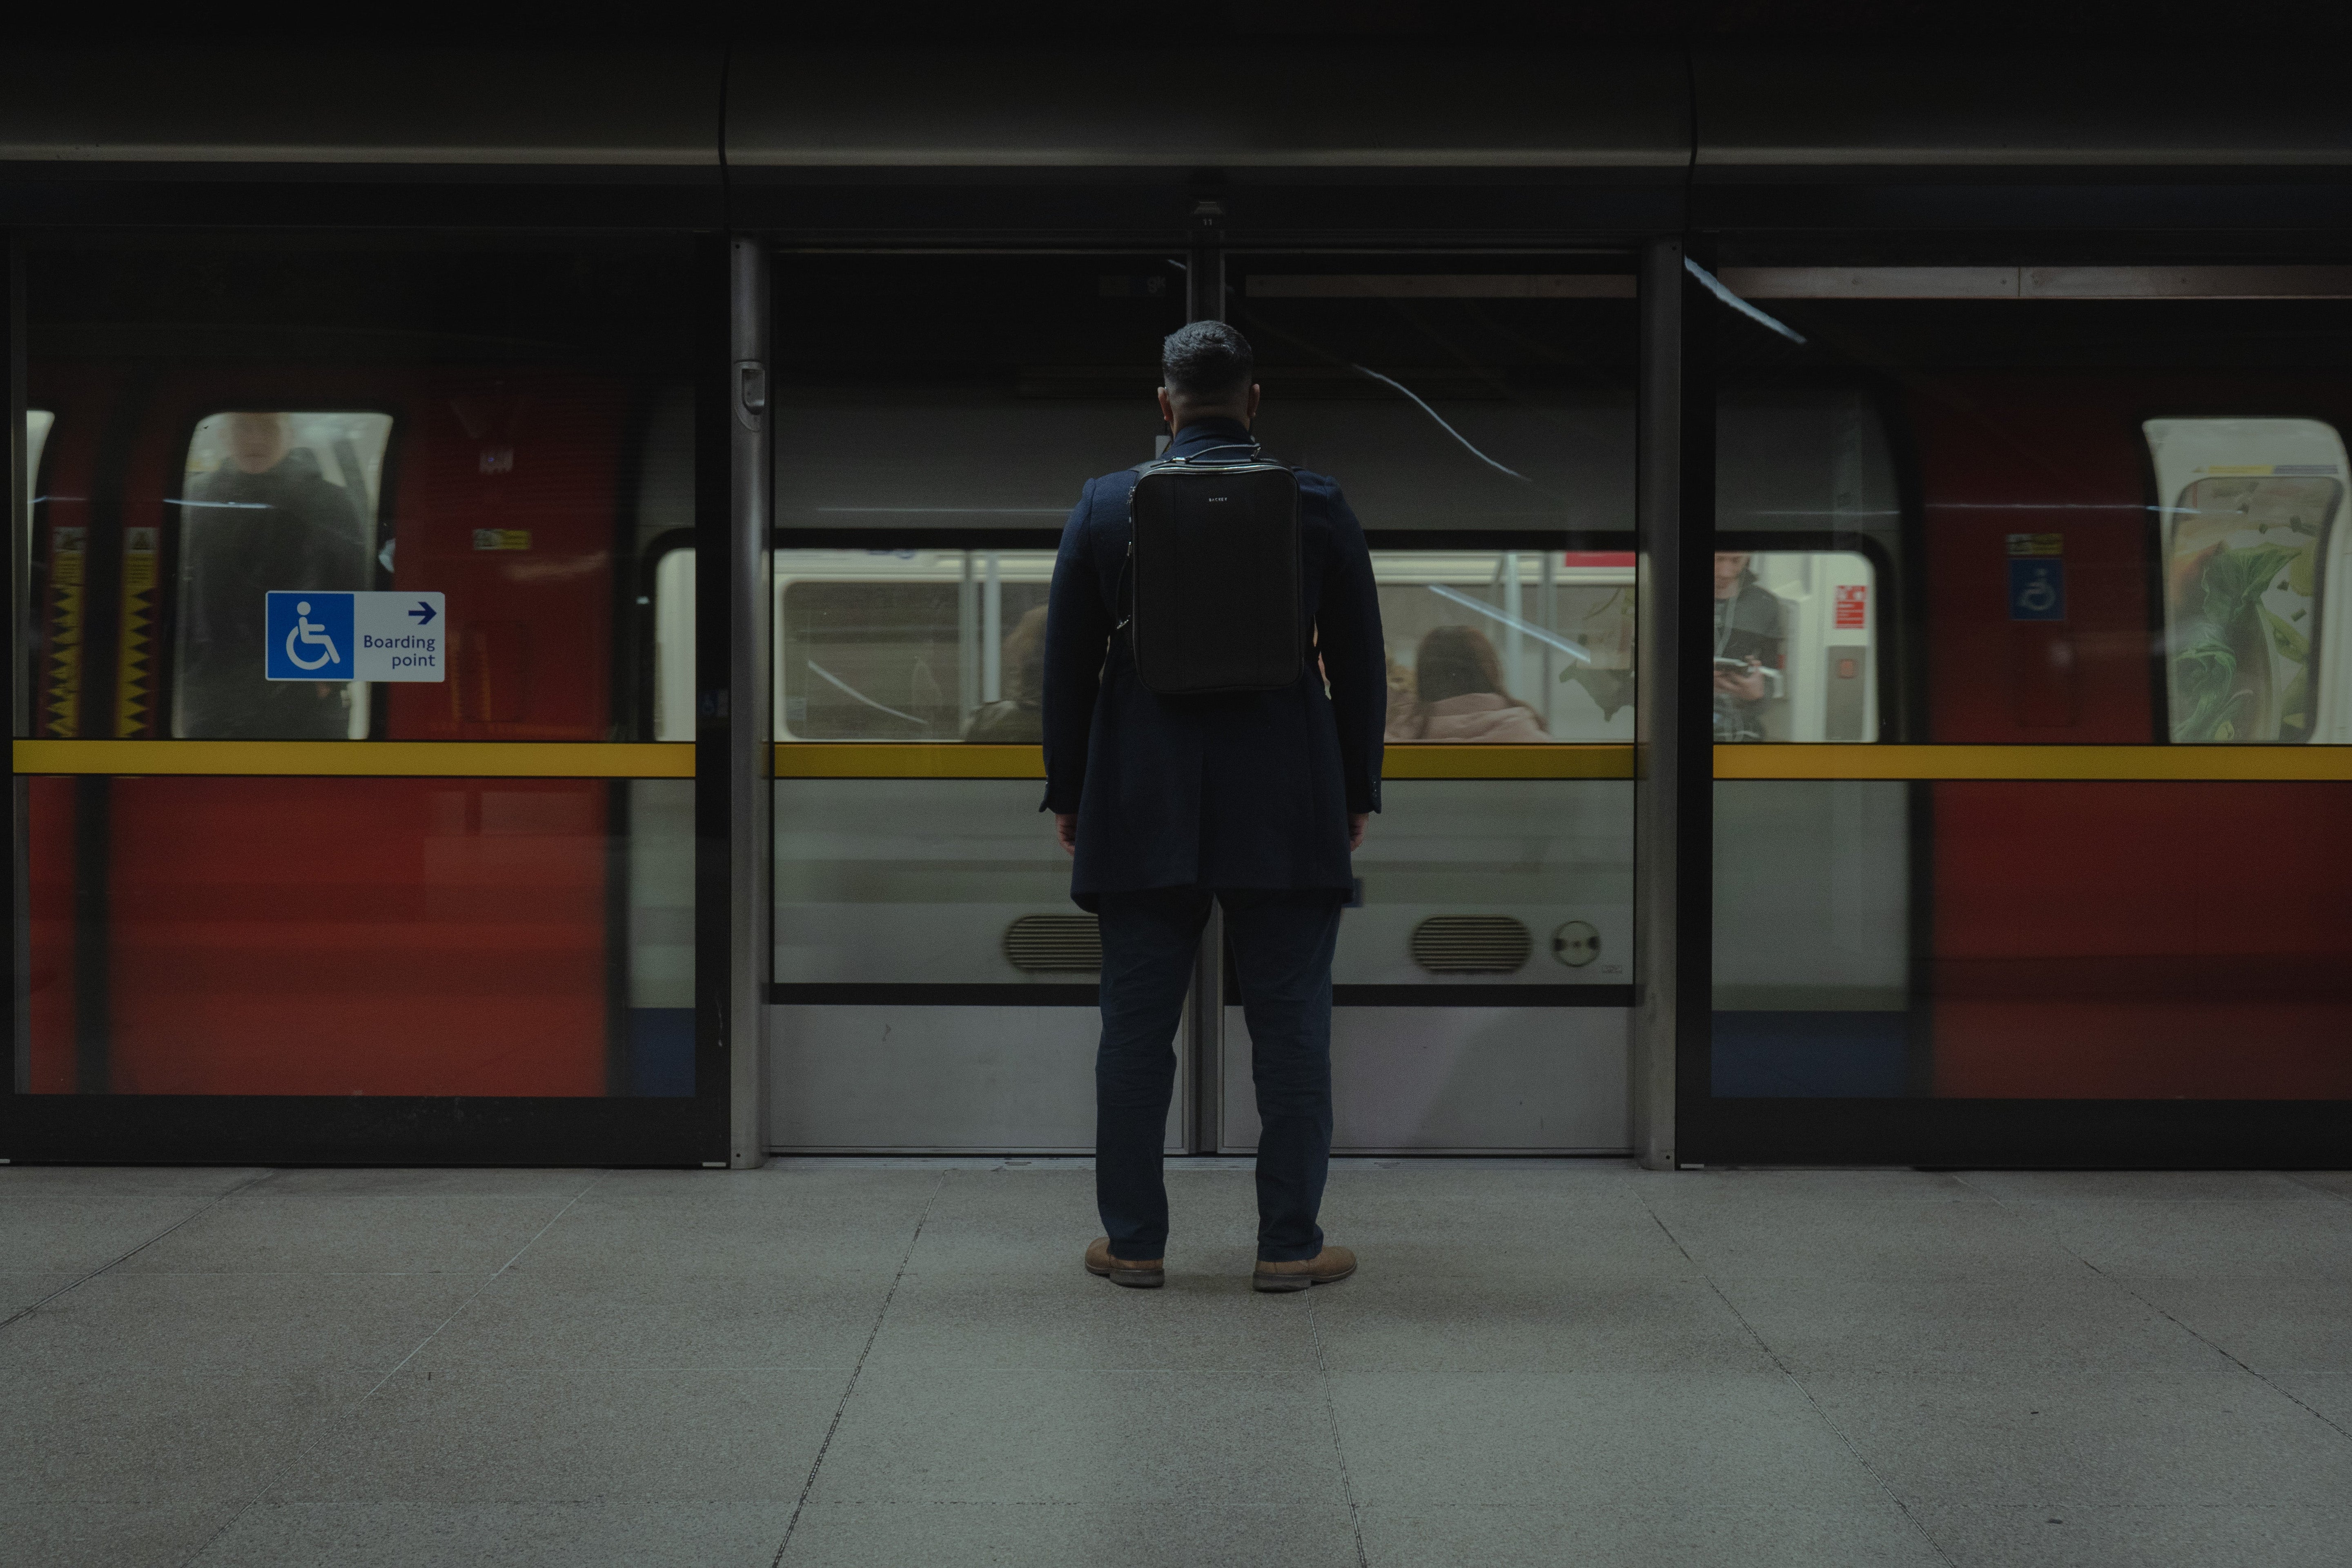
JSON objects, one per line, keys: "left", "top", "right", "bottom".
{"left": 4, "top": 1161, "right": 2351, "bottom": 1568}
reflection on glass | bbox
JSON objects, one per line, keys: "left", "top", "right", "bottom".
{"left": 1376, "top": 551, "right": 1632, "bottom": 742}
{"left": 1339, "top": 780, "right": 1630, "bottom": 986}
{"left": 1713, "top": 779, "right": 1913, "bottom": 1096}
{"left": 1235, "top": 267, "right": 1637, "bottom": 537}
{"left": 172, "top": 411, "right": 390, "bottom": 739}
{"left": 1930, "top": 781, "right": 2352, "bottom": 1099}
{"left": 1712, "top": 550, "right": 1782, "bottom": 742}
{"left": 20, "top": 233, "right": 699, "bottom": 1100}
{"left": 2148, "top": 417, "right": 2346, "bottom": 744}
{"left": 774, "top": 779, "right": 1077, "bottom": 984}
{"left": 23, "top": 775, "right": 690, "bottom": 1096}
{"left": 966, "top": 605, "right": 1049, "bottom": 744}
{"left": 773, "top": 547, "right": 1633, "bottom": 744}
{"left": 1706, "top": 270, "right": 2352, "bottom": 1111}
{"left": 1713, "top": 550, "right": 1878, "bottom": 744}
{"left": 20, "top": 411, "right": 54, "bottom": 734}
{"left": 773, "top": 550, "right": 1056, "bottom": 741}
{"left": 772, "top": 778, "right": 1633, "bottom": 991}
{"left": 653, "top": 545, "right": 697, "bottom": 743}
{"left": 23, "top": 410, "right": 52, "bottom": 508}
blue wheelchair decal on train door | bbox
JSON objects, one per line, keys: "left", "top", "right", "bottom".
{"left": 265, "top": 594, "right": 354, "bottom": 678}
{"left": 2007, "top": 558, "right": 2066, "bottom": 621}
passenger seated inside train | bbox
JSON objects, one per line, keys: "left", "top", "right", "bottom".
{"left": 1712, "top": 550, "right": 1784, "bottom": 743}
{"left": 962, "top": 605, "right": 1047, "bottom": 744}
{"left": 176, "top": 411, "right": 370, "bottom": 739}
{"left": 1386, "top": 624, "right": 1550, "bottom": 743}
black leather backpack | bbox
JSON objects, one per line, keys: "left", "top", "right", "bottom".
{"left": 1119, "top": 443, "right": 1304, "bottom": 696}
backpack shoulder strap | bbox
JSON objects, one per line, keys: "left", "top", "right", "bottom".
{"left": 1112, "top": 462, "right": 1152, "bottom": 629}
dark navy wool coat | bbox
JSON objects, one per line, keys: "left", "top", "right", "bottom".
{"left": 1041, "top": 417, "right": 1386, "bottom": 910}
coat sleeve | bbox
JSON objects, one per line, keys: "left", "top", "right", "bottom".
{"left": 1315, "top": 486, "right": 1387, "bottom": 814}
{"left": 1040, "top": 482, "right": 1109, "bottom": 813}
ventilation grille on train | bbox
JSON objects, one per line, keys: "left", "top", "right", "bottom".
{"left": 1004, "top": 915, "right": 1103, "bottom": 973}
{"left": 1410, "top": 915, "right": 1532, "bottom": 975}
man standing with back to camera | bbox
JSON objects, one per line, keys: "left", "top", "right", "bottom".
{"left": 1042, "top": 321, "right": 1386, "bottom": 1292}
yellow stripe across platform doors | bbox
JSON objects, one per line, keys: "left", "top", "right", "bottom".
{"left": 772, "top": 744, "right": 1638, "bottom": 780}
{"left": 12, "top": 740, "right": 694, "bottom": 778}
{"left": 771, "top": 743, "right": 2352, "bottom": 782}
{"left": 18, "top": 739, "right": 2352, "bottom": 783}
{"left": 1715, "top": 744, "right": 2352, "bottom": 782}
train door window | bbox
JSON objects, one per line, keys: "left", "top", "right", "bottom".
{"left": 170, "top": 411, "right": 392, "bottom": 741}
{"left": 653, "top": 544, "right": 696, "bottom": 743}
{"left": 21, "top": 410, "right": 54, "bottom": 707}
{"left": 1377, "top": 550, "right": 1634, "bottom": 742}
{"left": 2145, "top": 417, "right": 2347, "bottom": 744}
{"left": 1724, "top": 550, "right": 1879, "bottom": 744}
{"left": 24, "top": 409, "right": 53, "bottom": 501}
{"left": 775, "top": 549, "right": 1059, "bottom": 742}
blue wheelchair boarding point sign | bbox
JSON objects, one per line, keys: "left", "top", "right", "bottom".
{"left": 265, "top": 592, "right": 446, "bottom": 682}
{"left": 2007, "top": 558, "right": 2066, "bottom": 621}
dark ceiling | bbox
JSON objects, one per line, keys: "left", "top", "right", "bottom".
{"left": 24, "top": 0, "right": 2352, "bottom": 45}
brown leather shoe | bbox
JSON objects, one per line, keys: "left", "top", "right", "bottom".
{"left": 1085, "top": 1236, "right": 1165, "bottom": 1289}
{"left": 1252, "top": 1245, "right": 1356, "bottom": 1293}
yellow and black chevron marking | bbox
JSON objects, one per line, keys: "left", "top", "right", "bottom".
{"left": 113, "top": 527, "right": 159, "bottom": 737}
{"left": 43, "top": 526, "right": 87, "bottom": 738}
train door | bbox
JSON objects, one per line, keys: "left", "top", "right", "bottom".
{"left": 763, "top": 252, "right": 1640, "bottom": 1155}
{"left": 1699, "top": 264, "right": 2352, "bottom": 1154}
{"left": 15, "top": 232, "right": 704, "bottom": 1132}
{"left": 1711, "top": 385, "right": 1912, "bottom": 1094}
{"left": 761, "top": 254, "right": 1185, "bottom": 1152}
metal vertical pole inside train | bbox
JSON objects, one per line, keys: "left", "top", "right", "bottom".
{"left": 1184, "top": 220, "right": 1226, "bottom": 1151}
{"left": 1631, "top": 238, "right": 1686, "bottom": 1171}
{"left": 728, "top": 238, "right": 774, "bottom": 1167}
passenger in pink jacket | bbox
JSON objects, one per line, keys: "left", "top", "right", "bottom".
{"left": 1387, "top": 624, "right": 1550, "bottom": 743}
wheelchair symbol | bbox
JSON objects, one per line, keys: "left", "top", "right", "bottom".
{"left": 2017, "top": 576, "right": 2058, "bottom": 614}
{"left": 284, "top": 601, "right": 342, "bottom": 671}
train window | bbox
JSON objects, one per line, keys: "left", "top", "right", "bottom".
{"left": 775, "top": 550, "right": 1057, "bottom": 742}
{"left": 2145, "top": 417, "right": 2347, "bottom": 744}
{"left": 772, "top": 546, "right": 1629, "bottom": 744}
{"left": 25, "top": 408, "right": 53, "bottom": 507}
{"left": 653, "top": 545, "right": 696, "bottom": 743}
{"left": 21, "top": 410, "right": 53, "bottom": 698}
{"left": 1378, "top": 550, "right": 1634, "bottom": 742}
{"left": 171, "top": 411, "right": 391, "bottom": 741}
{"left": 1714, "top": 550, "right": 1878, "bottom": 744}
{"left": 1235, "top": 261, "right": 1637, "bottom": 538}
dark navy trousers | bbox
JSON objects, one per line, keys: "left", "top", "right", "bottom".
{"left": 1094, "top": 886, "right": 1345, "bottom": 1263}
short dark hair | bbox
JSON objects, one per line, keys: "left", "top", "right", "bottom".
{"left": 1161, "top": 321, "right": 1254, "bottom": 406}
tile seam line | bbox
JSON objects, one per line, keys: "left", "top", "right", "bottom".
{"left": 1951, "top": 1173, "right": 2352, "bottom": 1448}
{"left": 2284, "top": 1173, "right": 2352, "bottom": 1204}
{"left": 1306, "top": 1289, "right": 1373, "bottom": 1568}
{"left": 169, "top": 1167, "right": 610, "bottom": 1568}
{"left": 1633, "top": 1191, "right": 1961, "bottom": 1568}
{"left": 0, "top": 1167, "right": 277, "bottom": 1331}
{"left": 768, "top": 1167, "right": 947, "bottom": 1568}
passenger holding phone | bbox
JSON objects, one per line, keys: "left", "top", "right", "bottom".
{"left": 1713, "top": 550, "right": 1784, "bottom": 743}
